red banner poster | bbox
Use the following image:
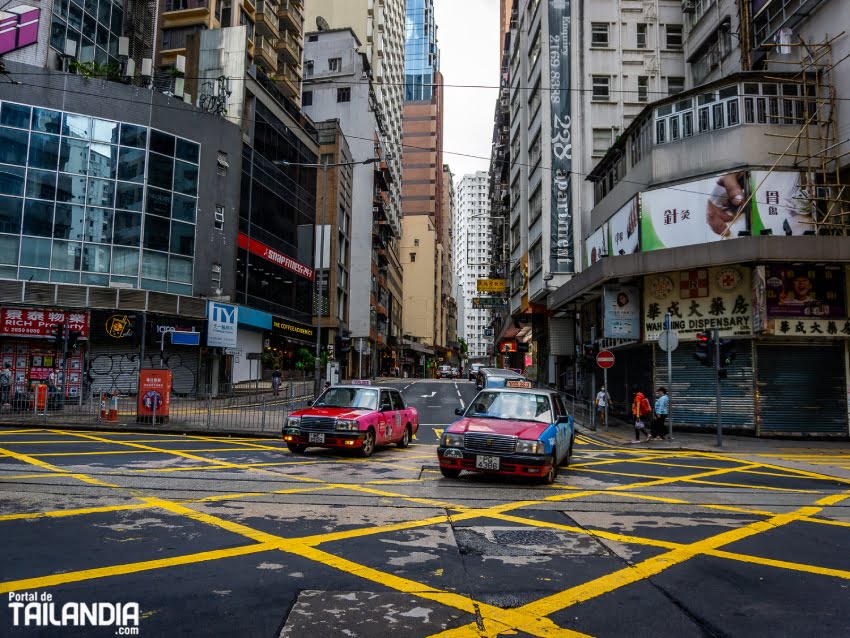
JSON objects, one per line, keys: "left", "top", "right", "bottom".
{"left": 237, "top": 233, "right": 314, "bottom": 281}
{"left": 0, "top": 309, "right": 89, "bottom": 338}
{"left": 137, "top": 369, "right": 172, "bottom": 421}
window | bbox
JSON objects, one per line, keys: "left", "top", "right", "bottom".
{"left": 529, "top": 239, "right": 542, "bottom": 275}
{"left": 592, "top": 128, "right": 611, "bottom": 155}
{"left": 328, "top": 57, "right": 341, "bottom": 72}
{"left": 667, "top": 76, "right": 685, "bottom": 96}
{"left": 304, "top": 60, "right": 314, "bottom": 77}
{"left": 409, "top": 252, "right": 416, "bottom": 262}
{"left": 302, "top": 90, "right": 313, "bottom": 107}
{"left": 336, "top": 87, "right": 351, "bottom": 103}
{"left": 637, "top": 23, "right": 647, "bottom": 49}
{"left": 413, "top": 239, "right": 419, "bottom": 246}
{"left": 591, "top": 23, "right": 609, "bottom": 47}
{"left": 214, "top": 204, "right": 224, "bottom": 231}
{"left": 638, "top": 76, "right": 648, "bottom": 102}
{"left": 528, "top": 28, "right": 541, "bottom": 70}
{"left": 592, "top": 76, "right": 610, "bottom": 101}
{"left": 665, "top": 25, "right": 683, "bottom": 50}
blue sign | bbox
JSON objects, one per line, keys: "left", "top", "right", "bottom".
{"left": 170, "top": 331, "right": 201, "bottom": 346}
{"left": 207, "top": 301, "right": 238, "bottom": 348}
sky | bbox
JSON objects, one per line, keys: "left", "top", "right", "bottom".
{"left": 433, "top": 0, "right": 501, "bottom": 182}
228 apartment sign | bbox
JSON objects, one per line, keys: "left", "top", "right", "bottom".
{"left": 207, "top": 302, "right": 238, "bottom": 348}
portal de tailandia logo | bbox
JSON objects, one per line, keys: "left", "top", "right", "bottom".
{"left": 8, "top": 591, "right": 140, "bottom": 634}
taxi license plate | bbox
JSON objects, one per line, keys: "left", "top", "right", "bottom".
{"left": 308, "top": 433, "right": 325, "bottom": 444}
{"left": 475, "top": 455, "right": 500, "bottom": 471}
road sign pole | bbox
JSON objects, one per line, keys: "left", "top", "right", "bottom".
{"left": 714, "top": 327, "right": 722, "bottom": 447}
{"left": 603, "top": 366, "right": 609, "bottom": 431}
{"left": 666, "top": 314, "right": 673, "bottom": 439}
{"left": 589, "top": 326, "right": 596, "bottom": 409}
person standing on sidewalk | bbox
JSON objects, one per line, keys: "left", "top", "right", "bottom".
{"left": 594, "top": 386, "right": 610, "bottom": 430}
{"left": 652, "top": 387, "right": 669, "bottom": 440}
{"left": 631, "top": 386, "right": 652, "bottom": 442}
{"left": 271, "top": 368, "right": 282, "bottom": 397}
{"left": 0, "top": 363, "right": 11, "bottom": 407}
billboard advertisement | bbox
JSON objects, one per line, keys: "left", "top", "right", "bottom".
{"left": 603, "top": 285, "right": 640, "bottom": 339}
{"left": 548, "top": 0, "right": 574, "bottom": 273}
{"left": 640, "top": 172, "right": 748, "bottom": 251}
{"left": 750, "top": 171, "right": 816, "bottom": 236}
{"left": 764, "top": 264, "right": 846, "bottom": 318}
{"left": 584, "top": 223, "right": 608, "bottom": 268}
{"left": 207, "top": 301, "right": 238, "bottom": 348}
{"left": 608, "top": 196, "right": 640, "bottom": 256}
{"left": 0, "top": 309, "right": 89, "bottom": 338}
{"left": 137, "top": 369, "right": 171, "bottom": 422}
{"left": 643, "top": 266, "right": 752, "bottom": 340}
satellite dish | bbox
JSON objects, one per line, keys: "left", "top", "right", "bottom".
{"left": 316, "top": 16, "right": 330, "bottom": 31}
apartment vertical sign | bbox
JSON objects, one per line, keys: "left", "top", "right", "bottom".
{"left": 207, "top": 301, "right": 238, "bottom": 348}
{"left": 549, "top": 0, "right": 573, "bottom": 273}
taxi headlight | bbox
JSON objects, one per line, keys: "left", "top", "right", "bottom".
{"left": 441, "top": 433, "right": 464, "bottom": 448}
{"left": 336, "top": 419, "right": 359, "bottom": 431}
{"left": 515, "top": 439, "right": 545, "bottom": 455}
{"left": 285, "top": 416, "right": 301, "bottom": 428}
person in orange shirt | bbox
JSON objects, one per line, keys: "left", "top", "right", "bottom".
{"left": 631, "top": 386, "right": 652, "bottom": 443}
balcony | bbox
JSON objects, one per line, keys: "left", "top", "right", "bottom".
{"left": 254, "top": 35, "right": 278, "bottom": 73}
{"left": 161, "top": 0, "right": 209, "bottom": 28}
{"left": 275, "top": 62, "right": 300, "bottom": 97}
{"left": 277, "top": 0, "right": 303, "bottom": 33}
{"left": 276, "top": 30, "right": 301, "bottom": 65}
{"left": 255, "top": 0, "right": 280, "bottom": 39}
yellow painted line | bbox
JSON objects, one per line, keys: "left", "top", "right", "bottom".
{"left": 32, "top": 447, "right": 279, "bottom": 457}
{"left": 127, "top": 460, "right": 323, "bottom": 473}
{"left": 0, "top": 502, "right": 153, "bottom": 522}
{"left": 707, "top": 549, "right": 850, "bottom": 580}
{"left": 684, "top": 479, "right": 822, "bottom": 494}
{"left": 0, "top": 438, "right": 224, "bottom": 445}
{"left": 0, "top": 446, "right": 118, "bottom": 488}
{"left": 0, "top": 428, "right": 46, "bottom": 434}
{"left": 0, "top": 543, "right": 277, "bottom": 594}
{"left": 0, "top": 472, "right": 79, "bottom": 480}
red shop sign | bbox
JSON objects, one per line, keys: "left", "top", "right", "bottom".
{"left": 0, "top": 308, "right": 89, "bottom": 339}
{"left": 237, "top": 233, "right": 314, "bottom": 281}
{"left": 137, "top": 369, "right": 172, "bottom": 419}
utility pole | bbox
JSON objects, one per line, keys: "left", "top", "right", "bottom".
{"left": 714, "top": 327, "right": 723, "bottom": 447}
{"left": 60, "top": 319, "right": 69, "bottom": 409}
{"left": 664, "top": 312, "right": 673, "bottom": 439}
{"left": 314, "top": 160, "right": 329, "bottom": 398}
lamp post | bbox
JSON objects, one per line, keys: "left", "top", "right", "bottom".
{"left": 277, "top": 156, "right": 381, "bottom": 397}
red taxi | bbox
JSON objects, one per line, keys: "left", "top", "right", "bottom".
{"left": 282, "top": 385, "right": 419, "bottom": 457}
{"left": 437, "top": 384, "right": 574, "bottom": 484}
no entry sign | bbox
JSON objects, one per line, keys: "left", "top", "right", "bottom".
{"left": 596, "top": 350, "right": 615, "bottom": 369}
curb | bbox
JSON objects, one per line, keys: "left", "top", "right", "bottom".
{"left": 0, "top": 420, "right": 284, "bottom": 440}
{"left": 575, "top": 423, "right": 706, "bottom": 452}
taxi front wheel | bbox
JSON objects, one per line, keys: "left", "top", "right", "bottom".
{"left": 359, "top": 429, "right": 376, "bottom": 458}
{"left": 397, "top": 425, "right": 412, "bottom": 448}
{"left": 542, "top": 453, "right": 558, "bottom": 485}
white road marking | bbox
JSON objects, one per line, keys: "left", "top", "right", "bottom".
{"left": 459, "top": 398, "right": 465, "bottom": 409}
{"left": 420, "top": 391, "right": 436, "bottom": 398}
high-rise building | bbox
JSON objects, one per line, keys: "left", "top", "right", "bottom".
{"left": 454, "top": 172, "right": 491, "bottom": 360}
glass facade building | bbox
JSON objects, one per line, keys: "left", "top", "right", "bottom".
{"left": 50, "top": 0, "right": 124, "bottom": 66}
{"left": 404, "top": 0, "right": 439, "bottom": 102}
{"left": 0, "top": 100, "right": 200, "bottom": 294}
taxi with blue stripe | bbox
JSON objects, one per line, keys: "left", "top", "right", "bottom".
{"left": 437, "top": 382, "right": 574, "bottom": 484}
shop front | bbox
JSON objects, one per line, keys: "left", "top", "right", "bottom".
{"left": 267, "top": 316, "right": 317, "bottom": 373}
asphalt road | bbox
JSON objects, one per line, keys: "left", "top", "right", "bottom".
{"left": 1, "top": 381, "right": 850, "bottom": 637}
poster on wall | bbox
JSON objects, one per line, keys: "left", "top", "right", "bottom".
{"left": 584, "top": 223, "right": 608, "bottom": 268}
{"left": 750, "top": 171, "right": 817, "bottom": 236}
{"left": 603, "top": 285, "right": 640, "bottom": 339}
{"left": 765, "top": 264, "right": 846, "bottom": 318}
{"left": 548, "top": 0, "right": 574, "bottom": 273}
{"left": 643, "top": 266, "right": 752, "bottom": 340}
{"left": 640, "top": 172, "right": 749, "bottom": 251}
{"left": 137, "top": 369, "right": 172, "bottom": 421}
{"left": 608, "top": 196, "right": 640, "bottom": 256}
{"left": 752, "top": 265, "right": 768, "bottom": 333}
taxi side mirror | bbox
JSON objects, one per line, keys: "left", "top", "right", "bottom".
{"left": 454, "top": 408, "right": 464, "bottom": 416}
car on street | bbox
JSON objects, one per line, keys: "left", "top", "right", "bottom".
{"left": 437, "top": 385, "right": 574, "bottom": 484}
{"left": 438, "top": 364, "right": 453, "bottom": 378}
{"left": 467, "top": 362, "right": 484, "bottom": 381}
{"left": 475, "top": 367, "right": 528, "bottom": 389}
{"left": 450, "top": 367, "right": 459, "bottom": 378}
{"left": 282, "top": 385, "right": 418, "bottom": 457}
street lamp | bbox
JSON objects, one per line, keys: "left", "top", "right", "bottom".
{"left": 276, "top": 156, "right": 381, "bottom": 397}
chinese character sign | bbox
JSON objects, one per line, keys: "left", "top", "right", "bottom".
{"left": 603, "top": 285, "right": 640, "bottom": 339}
{"left": 640, "top": 172, "right": 749, "bottom": 251}
{"left": 643, "top": 266, "right": 752, "bottom": 340}
{"left": 584, "top": 223, "right": 608, "bottom": 268}
{"left": 608, "top": 196, "right": 640, "bottom": 257}
{"left": 750, "top": 171, "right": 817, "bottom": 236}
{"left": 0, "top": 309, "right": 89, "bottom": 338}
{"left": 207, "top": 302, "right": 238, "bottom": 348}
{"left": 764, "top": 264, "right": 846, "bottom": 318}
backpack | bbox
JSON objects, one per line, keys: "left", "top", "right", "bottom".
{"left": 640, "top": 396, "right": 651, "bottom": 415}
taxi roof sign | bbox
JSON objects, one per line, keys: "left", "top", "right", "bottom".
{"left": 505, "top": 380, "right": 532, "bottom": 388}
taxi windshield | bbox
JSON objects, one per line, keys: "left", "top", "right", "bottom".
{"left": 465, "top": 391, "right": 553, "bottom": 423}
{"left": 314, "top": 388, "right": 378, "bottom": 410}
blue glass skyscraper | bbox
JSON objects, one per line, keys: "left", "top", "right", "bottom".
{"left": 405, "top": 0, "right": 440, "bottom": 101}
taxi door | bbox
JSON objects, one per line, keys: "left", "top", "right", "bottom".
{"left": 378, "top": 390, "right": 396, "bottom": 443}
{"left": 551, "top": 394, "right": 571, "bottom": 464}
{"left": 389, "top": 390, "right": 406, "bottom": 440}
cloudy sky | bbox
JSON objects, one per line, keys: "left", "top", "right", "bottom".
{"left": 433, "top": 0, "right": 501, "bottom": 182}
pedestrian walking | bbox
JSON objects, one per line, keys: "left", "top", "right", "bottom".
{"left": 631, "top": 385, "right": 652, "bottom": 442}
{"left": 0, "top": 363, "right": 12, "bottom": 407}
{"left": 651, "top": 387, "right": 669, "bottom": 440}
{"left": 594, "top": 386, "right": 610, "bottom": 430}
{"left": 271, "top": 367, "right": 282, "bottom": 397}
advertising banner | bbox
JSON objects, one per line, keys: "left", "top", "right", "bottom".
{"left": 608, "top": 196, "right": 640, "bottom": 256}
{"left": 764, "top": 264, "right": 846, "bottom": 318}
{"left": 752, "top": 265, "right": 768, "bottom": 333}
{"left": 472, "top": 297, "right": 508, "bottom": 310}
{"left": 271, "top": 316, "right": 315, "bottom": 341}
{"left": 603, "top": 285, "right": 640, "bottom": 339}
{"left": 137, "top": 369, "right": 171, "bottom": 421}
{"left": 0, "top": 309, "right": 89, "bottom": 338}
{"left": 640, "top": 172, "right": 748, "bottom": 251}
{"left": 238, "top": 232, "right": 314, "bottom": 281}
{"left": 584, "top": 223, "right": 608, "bottom": 268}
{"left": 207, "top": 302, "right": 238, "bottom": 348}
{"left": 548, "top": 0, "right": 574, "bottom": 273}
{"left": 750, "top": 171, "right": 816, "bottom": 236}
{"left": 476, "top": 278, "right": 506, "bottom": 293}
{"left": 643, "top": 266, "right": 752, "bottom": 340}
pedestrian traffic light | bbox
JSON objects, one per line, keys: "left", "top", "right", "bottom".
{"left": 51, "top": 323, "right": 64, "bottom": 348}
{"left": 68, "top": 330, "right": 82, "bottom": 352}
{"left": 693, "top": 330, "right": 713, "bottom": 367}
{"left": 718, "top": 338, "right": 736, "bottom": 368}
{"left": 338, "top": 332, "right": 351, "bottom": 355}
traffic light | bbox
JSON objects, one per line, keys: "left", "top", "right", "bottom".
{"left": 582, "top": 343, "right": 598, "bottom": 368}
{"left": 338, "top": 332, "right": 352, "bottom": 355}
{"left": 52, "top": 323, "right": 65, "bottom": 349}
{"left": 68, "top": 330, "right": 82, "bottom": 352}
{"left": 718, "top": 338, "right": 736, "bottom": 368}
{"left": 693, "top": 330, "right": 713, "bottom": 367}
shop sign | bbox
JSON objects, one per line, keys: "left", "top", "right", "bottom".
{"left": 763, "top": 318, "right": 850, "bottom": 338}
{"left": 602, "top": 285, "right": 640, "bottom": 340}
{"left": 643, "top": 266, "right": 752, "bottom": 340}
{"left": 501, "top": 341, "right": 517, "bottom": 353}
{"left": 207, "top": 301, "right": 238, "bottom": 348}
{"left": 584, "top": 223, "right": 608, "bottom": 268}
{"left": 271, "top": 316, "right": 315, "bottom": 341}
{"left": 91, "top": 311, "right": 135, "bottom": 341}
{"left": 608, "top": 196, "right": 640, "bottom": 257}
{"left": 137, "top": 369, "right": 171, "bottom": 419}
{"left": 472, "top": 297, "right": 507, "bottom": 309}
{"left": 0, "top": 308, "right": 89, "bottom": 338}
{"left": 640, "top": 171, "right": 748, "bottom": 251}
{"left": 238, "top": 232, "right": 314, "bottom": 281}
{"left": 477, "top": 279, "right": 506, "bottom": 293}
{"left": 764, "top": 264, "right": 845, "bottom": 318}
{"left": 751, "top": 171, "right": 817, "bottom": 236}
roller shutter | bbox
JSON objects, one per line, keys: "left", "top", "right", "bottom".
{"left": 87, "top": 343, "right": 200, "bottom": 395}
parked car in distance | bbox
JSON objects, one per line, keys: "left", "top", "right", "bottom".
{"left": 450, "top": 367, "right": 459, "bottom": 378}
{"left": 468, "top": 363, "right": 484, "bottom": 381}
{"left": 437, "top": 386, "right": 574, "bottom": 484}
{"left": 476, "top": 367, "right": 529, "bottom": 390}
{"left": 438, "top": 365, "right": 453, "bottom": 378}
{"left": 282, "top": 385, "right": 418, "bottom": 457}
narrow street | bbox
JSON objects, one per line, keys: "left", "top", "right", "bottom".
{"left": 1, "top": 381, "right": 849, "bottom": 637}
